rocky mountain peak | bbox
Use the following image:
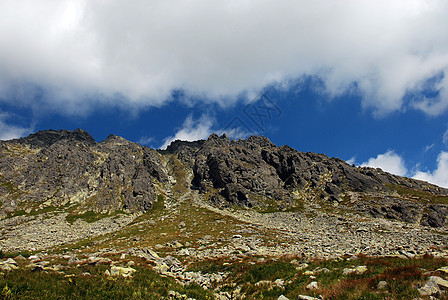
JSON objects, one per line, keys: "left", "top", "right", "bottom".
{"left": 102, "top": 134, "right": 134, "bottom": 146}
{"left": 1, "top": 129, "right": 448, "bottom": 229}
{"left": 203, "top": 133, "right": 230, "bottom": 147}
{"left": 165, "top": 139, "right": 205, "bottom": 153}
{"left": 13, "top": 128, "right": 96, "bottom": 148}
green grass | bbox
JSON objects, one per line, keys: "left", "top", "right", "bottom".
{"left": 0, "top": 250, "right": 32, "bottom": 259}
{"left": 0, "top": 179, "right": 24, "bottom": 201}
{"left": 185, "top": 254, "right": 448, "bottom": 299}
{"left": 167, "top": 155, "right": 189, "bottom": 195}
{"left": 0, "top": 264, "right": 214, "bottom": 300}
{"left": 387, "top": 184, "right": 448, "bottom": 205}
{"left": 5, "top": 210, "right": 27, "bottom": 218}
{"left": 65, "top": 210, "right": 111, "bottom": 224}
{"left": 152, "top": 194, "right": 165, "bottom": 212}
{"left": 1, "top": 251, "right": 448, "bottom": 299}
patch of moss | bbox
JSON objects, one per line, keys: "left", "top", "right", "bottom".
{"left": 65, "top": 211, "right": 111, "bottom": 224}
{"left": 387, "top": 184, "right": 448, "bottom": 205}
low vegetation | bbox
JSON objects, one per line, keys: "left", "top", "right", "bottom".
{"left": 0, "top": 263, "right": 214, "bottom": 299}
{"left": 2, "top": 253, "right": 448, "bottom": 299}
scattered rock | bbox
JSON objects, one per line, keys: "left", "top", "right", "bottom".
{"left": 296, "top": 263, "right": 309, "bottom": 271}
{"left": 377, "top": 281, "right": 388, "bottom": 290}
{"left": 428, "top": 276, "right": 448, "bottom": 290}
{"left": 418, "top": 278, "right": 440, "bottom": 297}
{"left": 110, "top": 266, "right": 136, "bottom": 277}
{"left": 0, "top": 258, "right": 18, "bottom": 271}
{"left": 437, "top": 266, "right": 448, "bottom": 274}
{"left": 274, "top": 279, "right": 285, "bottom": 287}
{"left": 306, "top": 281, "right": 318, "bottom": 290}
{"left": 343, "top": 266, "right": 367, "bottom": 275}
{"left": 298, "top": 296, "right": 320, "bottom": 300}
{"left": 127, "top": 260, "right": 135, "bottom": 267}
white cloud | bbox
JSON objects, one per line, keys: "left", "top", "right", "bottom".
{"left": 217, "top": 127, "right": 252, "bottom": 140}
{"left": 0, "top": 0, "right": 448, "bottom": 115}
{"left": 425, "top": 143, "right": 435, "bottom": 152}
{"left": 361, "top": 150, "right": 408, "bottom": 176}
{"left": 443, "top": 128, "right": 448, "bottom": 145}
{"left": 413, "top": 151, "right": 448, "bottom": 188}
{"left": 159, "top": 115, "right": 215, "bottom": 149}
{"left": 159, "top": 114, "right": 254, "bottom": 149}
{"left": 346, "top": 157, "right": 356, "bottom": 165}
{"left": 0, "top": 113, "right": 32, "bottom": 140}
{"left": 138, "top": 136, "right": 153, "bottom": 146}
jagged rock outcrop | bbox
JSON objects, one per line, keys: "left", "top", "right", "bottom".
{"left": 181, "top": 134, "right": 448, "bottom": 227}
{"left": 1, "top": 129, "right": 448, "bottom": 228}
{"left": 0, "top": 129, "right": 168, "bottom": 215}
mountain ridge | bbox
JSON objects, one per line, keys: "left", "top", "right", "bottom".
{"left": 1, "top": 128, "right": 448, "bottom": 299}
{"left": 2, "top": 128, "right": 447, "bottom": 229}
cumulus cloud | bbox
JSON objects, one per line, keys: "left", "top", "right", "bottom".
{"left": 138, "top": 136, "right": 153, "bottom": 146}
{"left": 1, "top": 0, "right": 448, "bottom": 115}
{"left": 0, "top": 113, "right": 32, "bottom": 140}
{"left": 346, "top": 157, "right": 356, "bottom": 165}
{"left": 361, "top": 150, "right": 408, "bottom": 176}
{"left": 159, "top": 115, "right": 215, "bottom": 149}
{"left": 159, "top": 114, "right": 253, "bottom": 149}
{"left": 413, "top": 151, "right": 448, "bottom": 188}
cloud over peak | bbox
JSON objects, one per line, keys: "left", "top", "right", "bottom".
{"left": 361, "top": 150, "right": 408, "bottom": 177}
{"left": 1, "top": 0, "right": 448, "bottom": 115}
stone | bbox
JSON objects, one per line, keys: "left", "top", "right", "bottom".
{"left": 255, "top": 280, "right": 271, "bottom": 286}
{"left": 296, "top": 263, "right": 309, "bottom": 271}
{"left": 343, "top": 266, "right": 367, "bottom": 275}
{"left": 355, "top": 266, "right": 367, "bottom": 274}
{"left": 419, "top": 279, "right": 440, "bottom": 296}
{"left": 28, "top": 255, "right": 40, "bottom": 261}
{"left": 274, "top": 279, "right": 285, "bottom": 287}
{"left": 277, "top": 295, "right": 289, "bottom": 300}
{"left": 428, "top": 276, "right": 448, "bottom": 290}
{"left": 437, "top": 266, "right": 448, "bottom": 274}
{"left": 306, "top": 281, "right": 318, "bottom": 290}
{"left": 0, "top": 258, "right": 19, "bottom": 271}
{"left": 127, "top": 260, "right": 135, "bottom": 266}
{"left": 5, "top": 258, "right": 17, "bottom": 266}
{"left": 88, "top": 256, "right": 111, "bottom": 265}
{"left": 303, "top": 270, "right": 314, "bottom": 276}
{"left": 298, "top": 296, "right": 320, "bottom": 300}
{"left": 178, "top": 249, "right": 190, "bottom": 256}
{"left": 110, "top": 266, "right": 136, "bottom": 277}
{"left": 377, "top": 281, "right": 388, "bottom": 290}
{"left": 0, "top": 262, "right": 18, "bottom": 271}
{"left": 146, "top": 249, "right": 160, "bottom": 260}
{"left": 28, "top": 264, "right": 44, "bottom": 272}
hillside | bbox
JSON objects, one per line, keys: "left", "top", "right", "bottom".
{"left": 1, "top": 129, "right": 448, "bottom": 299}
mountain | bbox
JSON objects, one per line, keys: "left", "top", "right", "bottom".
{"left": 1, "top": 129, "right": 448, "bottom": 299}
{"left": 2, "top": 129, "right": 447, "bottom": 227}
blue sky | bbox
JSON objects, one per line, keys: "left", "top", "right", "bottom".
{"left": 1, "top": 1, "right": 448, "bottom": 187}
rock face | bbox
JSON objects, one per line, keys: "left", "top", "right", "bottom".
{"left": 1, "top": 129, "right": 448, "bottom": 229}
{"left": 0, "top": 129, "right": 168, "bottom": 215}
{"left": 184, "top": 134, "right": 448, "bottom": 227}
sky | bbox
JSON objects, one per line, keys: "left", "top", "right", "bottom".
{"left": 1, "top": 0, "right": 448, "bottom": 187}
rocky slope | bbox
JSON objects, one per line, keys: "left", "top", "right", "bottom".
{"left": 0, "top": 129, "right": 168, "bottom": 217}
{"left": 1, "top": 129, "right": 448, "bottom": 254}
{"left": 181, "top": 133, "right": 448, "bottom": 228}
{"left": 3, "top": 129, "right": 448, "bottom": 299}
